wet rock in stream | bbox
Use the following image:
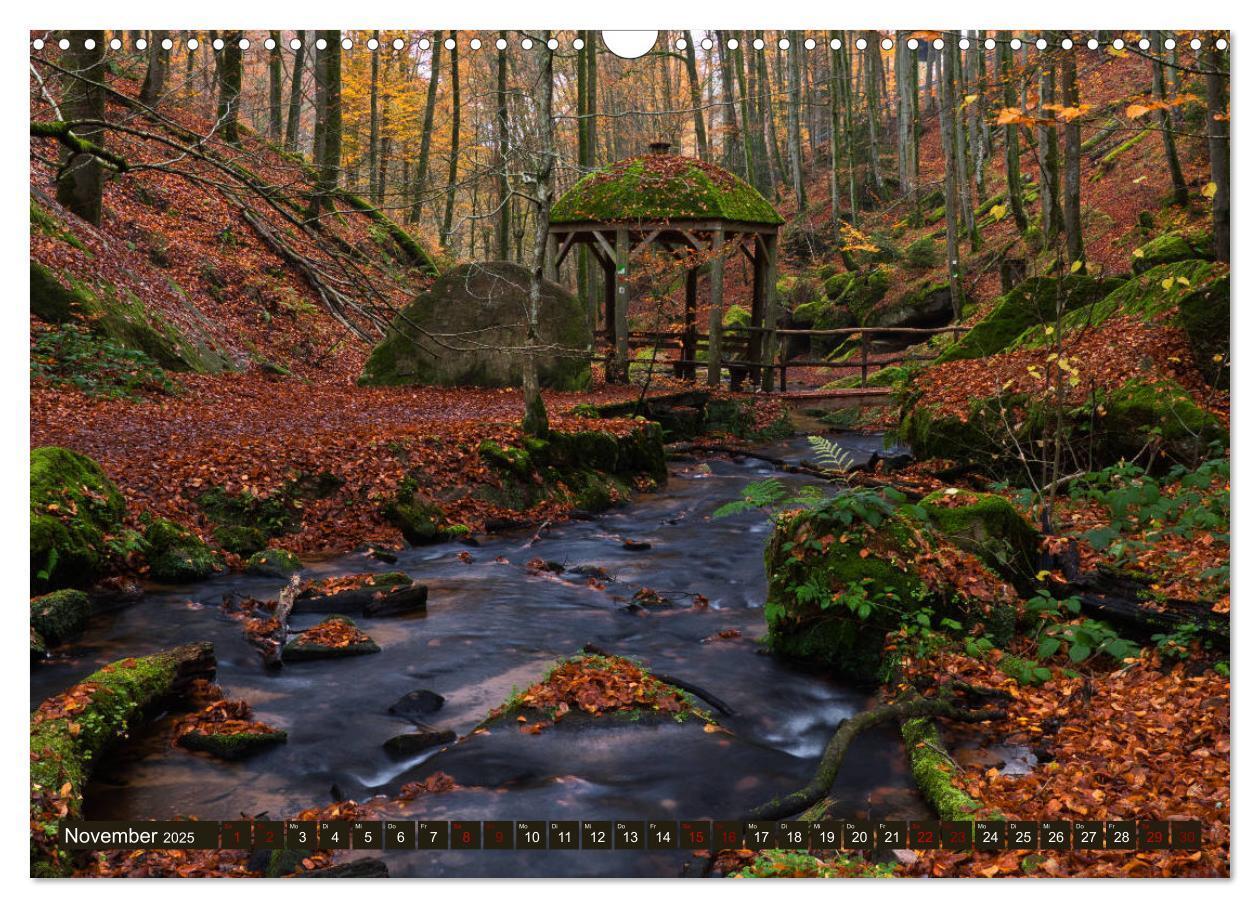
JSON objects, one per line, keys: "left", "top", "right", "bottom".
{"left": 282, "top": 616, "right": 381, "bottom": 662}
{"left": 384, "top": 726, "right": 458, "bottom": 757}
{"left": 388, "top": 688, "right": 446, "bottom": 719}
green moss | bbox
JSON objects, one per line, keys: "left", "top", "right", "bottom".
{"left": 551, "top": 154, "right": 783, "bottom": 225}
{"left": 384, "top": 479, "right": 447, "bottom": 545}
{"left": 904, "top": 236, "right": 941, "bottom": 270}
{"left": 30, "top": 642, "right": 214, "bottom": 876}
{"left": 30, "top": 446, "right": 126, "bottom": 593}
{"left": 1176, "top": 272, "right": 1230, "bottom": 386}
{"left": 723, "top": 304, "right": 751, "bottom": 327}
{"left": 823, "top": 365, "right": 911, "bottom": 390}
{"left": 245, "top": 547, "right": 303, "bottom": 577}
{"left": 822, "top": 267, "right": 892, "bottom": 324}
{"left": 938, "top": 274, "right": 1123, "bottom": 362}
{"left": 479, "top": 439, "right": 537, "bottom": 477}
{"left": 902, "top": 718, "right": 987, "bottom": 821}
{"left": 30, "top": 590, "right": 91, "bottom": 647}
{"left": 1009, "top": 261, "right": 1224, "bottom": 350}
{"left": 142, "top": 516, "right": 222, "bottom": 583}
{"left": 29, "top": 262, "right": 232, "bottom": 373}
{"left": 1099, "top": 126, "right": 1153, "bottom": 168}
{"left": 30, "top": 199, "right": 88, "bottom": 253}
{"left": 919, "top": 490, "right": 1040, "bottom": 584}
{"left": 1097, "top": 378, "right": 1226, "bottom": 463}
{"left": 732, "top": 850, "right": 895, "bottom": 878}
{"left": 1132, "top": 230, "right": 1213, "bottom": 274}
{"left": 178, "top": 729, "right": 287, "bottom": 759}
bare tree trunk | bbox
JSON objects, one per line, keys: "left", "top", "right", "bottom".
{"left": 441, "top": 32, "right": 461, "bottom": 250}
{"left": 284, "top": 31, "right": 306, "bottom": 153}
{"left": 56, "top": 29, "right": 106, "bottom": 225}
{"left": 523, "top": 32, "right": 556, "bottom": 438}
{"left": 1151, "top": 31, "right": 1188, "bottom": 207}
{"left": 1000, "top": 32, "right": 1029, "bottom": 233}
{"left": 217, "top": 30, "right": 243, "bottom": 145}
{"left": 139, "top": 29, "right": 169, "bottom": 108}
{"left": 1037, "top": 62, "right": 1063, "bottom": 246}
{"left": 786, "top": 32, "right": 806, "bottom": 211}
{"left": 368, "top": 31, "right": 381, "bottom": 204}
{"left": 684, "top": 36, "right": 709, "bottom": 162}
{"left": 306, "top": 30, "right": 342, "bottom": 219}
{"left": 267, "top": 31, "right": 283, "bottom": 140}
{"left": 408, "top": 37, "right": 441, "bottom": 223}
{"left": 939, "top": 33, "right": 963, "bottom": 318}
{"left": 1204, "top": 35, "right": 1230, "bottom": 262}
{"left": 496, "top": 31, "right": 512, "bottom": 259}
{"left": 863, "top": 30, "right": 883, "bottom": 193}
{"left": 715, "top": 32, "right": 743, "bottom": 175}
{"left": 1061, "top": 38, "right": 1085, "bottom": 265}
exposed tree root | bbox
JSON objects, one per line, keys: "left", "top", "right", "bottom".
{"left": 745, "top": 692, "right": 1004, "bottom": 820}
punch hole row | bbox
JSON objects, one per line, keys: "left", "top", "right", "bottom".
{"left": 30, "top": 32, "right": 1230, "bottom": 54}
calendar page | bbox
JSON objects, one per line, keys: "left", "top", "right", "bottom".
{"left": 26, "top": 24, "right": 1230, "bottom": 882}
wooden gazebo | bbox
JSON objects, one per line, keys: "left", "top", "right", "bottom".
{"left": 549, "top": 143, "right": 784, "bottom": 390}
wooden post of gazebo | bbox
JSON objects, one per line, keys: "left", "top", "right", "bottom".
{"left": 706, "top": 226, "right": 726, "bottom": 388}
{"left": 760, "top": 233, "right": 780, "bottom": 392}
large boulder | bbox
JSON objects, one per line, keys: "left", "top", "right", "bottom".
{"left": 359, "top": 261, "right": 592, "bottom": 390}
{"left": 1131, "top": 229, "right": 1213, "bottom": 275}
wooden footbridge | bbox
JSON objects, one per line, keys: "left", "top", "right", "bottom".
{"left": 596, "top": 323, "right": 967, "bottom": 410}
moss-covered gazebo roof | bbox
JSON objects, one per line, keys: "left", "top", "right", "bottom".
{"left": 551, "top": 153, "right": 784, "bottom": 226}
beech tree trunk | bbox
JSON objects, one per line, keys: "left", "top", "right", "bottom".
{"left": 1061, "top": 38, "right": 1085, "bottom": 265}
{"left": 1151, "top": 31, "right": 1188, "bottom": 207}
{"left": 139, "top": 30, "right": 169, "bottom": 108}
{"left": 408, "top": 36, "right": 441, "bottom": 223}
{"left": 441, "top": 32, "right": 461, "bottom": 250}
{"left": 939, "top": 33, "right": 963, "bottom": 319}
{"left": 267, "top": 31, "right": 283, "bottom": 140}
{"left": 523, "top": 32, "right": 556, "bottom": 439}
{"left": 217, "top": 30, "right": 243, "bottom": 145}
{"left": 1000, "top": 33, "right": 1029, "bottom": 233}
{"left": 284, "top": 32, "right": 306, "bottom": 152}
{"left": 1204, "top": 36, "right": 1230, "bottom": 262}
{"left": 56, "top": 30, "right": 107, "bottom": 226}
{"left": 307, "top": 30, "right": 342, "bottom": 219}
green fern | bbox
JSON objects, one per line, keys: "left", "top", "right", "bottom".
{"left": 712, "top": 478, "right": 787, "bottom": 518}
{"left": 807, "top": 435, "right": 856, "bottom": 474}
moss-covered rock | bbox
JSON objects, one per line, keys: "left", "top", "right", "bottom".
{"left": 31, "top": 446, "right": 126, "bottom": 593}
{"left": 245, "top": 547, "right": 303, "bottom": 577}
{"left": 1008, "top": 260, "right": 1225, "bottom": 349}
{"left": 723, "top": 304, "right": 751, "bottom": 327}
{"left": 1131, "top": 229, "right": 1213, "bottom": 274}
{"left": 30, "top": 589, "right": 91, "bottom": 647}
{"left": 282, "top": 616, "right": 381, "bottom": 661}
{"left": 30, "top": 261, "right": 233, "bottom": 373}
{"left": 142, "top": 516, "right": 222, "bottom": 583}
{"left": 764, "top": 492, "right": 1019, "bottom": 681}
{"left": 1177, "top": 272, "right": 1230, "bottom": 387}
{"left": 919, "top": 489, "right": 1040, "bottom": 585}
{"left": 30, "top": 642, "right": 216, "bottom": 876}
{"left": 937, "top": 274, "right": 1123, "bottom": 362}
{"left": 177, "top": 729, "right": 288, "bottom": 759}
{"left": 384, "top": 479, "right": 447, "bottom": 544}
{"left": 823, "top": 266, "right": 892, "bottom": 323}
{"left": 359, "top": 261, "right": 591, "bottom": 390}
{"left": 551, "top": 153, "right": 783, "bottom": 225}
{"left": 868, "top": 280, "right": 954, "bottom": 330}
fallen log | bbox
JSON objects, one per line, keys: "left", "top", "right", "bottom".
{"left": 1053, "top": 567, "right": 1228, "bottom": 643}
{"left": 30, "top": 642, "right": 216, "bottom": 876}
{"left": 291, "top": 579, "right": 428, "bottom": 618}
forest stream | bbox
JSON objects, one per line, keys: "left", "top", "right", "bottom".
{"left": 31, "top": 434, "right": 927, "bottom": 877}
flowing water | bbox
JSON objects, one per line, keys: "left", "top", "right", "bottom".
{"left": 31, "top": 433, "right": 926, "bottom": 877}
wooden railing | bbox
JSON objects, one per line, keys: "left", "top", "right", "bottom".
{"left": 595, "top": 324, "right": 968, "bottom": 392}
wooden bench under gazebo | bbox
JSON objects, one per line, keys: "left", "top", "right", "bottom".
{"left": 549, "top": 143, "right": 784, "bottom": 390}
